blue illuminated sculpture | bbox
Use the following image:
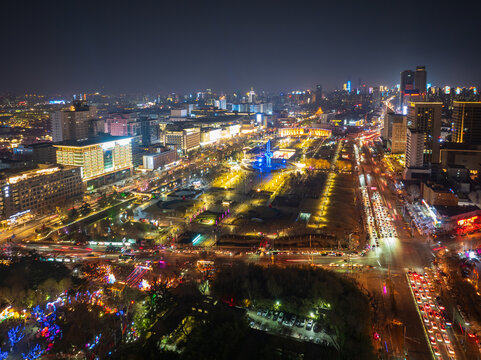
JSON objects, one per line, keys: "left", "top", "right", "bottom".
{"left": 264, "top": 140, "right": 273, "bottom": 168}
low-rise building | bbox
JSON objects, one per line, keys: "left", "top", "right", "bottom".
{"left": 142, "top": 149, "right": 178, "bottom": 170}
{"left": 421, "top": 182, "right": 458, "bottom": 206}
{"left": 200, "top": 128, "right": 222, "bottom": 146}
{"left": 0, "top": 165, "right": 83, "bottom": 220}
{"left": 432, "top": 205, "right": 481, "bottom": 231}
{"left": 164, "top": 128, "right": 200, "bottom": 153}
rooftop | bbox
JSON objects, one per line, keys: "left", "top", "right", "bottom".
{"left": 434, "top": 205, "right": 480, "bottom": 218}
{"left": 54, "top": 136, "right": 132, "bottom": 147}
{"left": 2, "top": 165, "right": 79, "bottom": 184}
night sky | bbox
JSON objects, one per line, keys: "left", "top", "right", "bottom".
{"left": 1, "top": 0, "right": 480, "bottom": 95}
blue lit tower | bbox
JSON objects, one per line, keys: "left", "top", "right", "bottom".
{"left": 265, "top": 140, "right": 273, "bottom": 168}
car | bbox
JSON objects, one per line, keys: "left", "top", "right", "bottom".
{"left": 447, "top": 345, "right": 455, "bottom": 355}
{"left": 416, "top": 297, "right": 422, "bottom": 304}
{"left": 273, "top": 311, "right": 279, "bottom": 321}
{"left": 443, "top": 333, "right": 450, "bottom": 343}
{"left": 423, "top": 315, "right": 429, "bottom": 323}
{"left": 433, "top": 345, "right": 441, "bottom": 356}
{"left": 421, "top": 293, "right": 427, "bottom": 301}
{"left": 432, "top": 322, "right": 438, "bottom": 330}
{"left": 429, "top": 335, "right": 436, "bottom": 345}
{"left": 427, "top": 325, "right": 433, "bottom": 333}
{"left": 278, "top": 312, "right": 284, "bottom": 323}
{"left": 257, "top": 310, "right": 262, "bottom": 316}
{"left": 262, "top": 309, "right": 268, "bottom": 317}
{"left": 306, "top": 319, "right": 313, "bottom": 331}
{"left": 419, "top": 305, "right": 425, "bottom": 313}
{"left": 440, "top": 324, "right": 446, "bottom": 332}
{"left": 436, "top": 333, "right": 443, "bottom": 342}
{"left": 429, "top": 300, "right": 435, "bottom": 308}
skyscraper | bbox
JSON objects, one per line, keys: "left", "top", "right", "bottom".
{"left": 315, "top": 84, "right": 322, "bottom": 104}
{"left": 405, "top": 129, "right": 424, "bottom": 167}
{"left": 407, "top": 102, "right": 442, "bottom": 164}
{"left": 452, "top": 101, "right": 481, "bottom": 145}
{"left": 51, "top": 100, "right": 99, "bottom": 142}
{"left": 400, "top": 70, "right": 415, "bottom": 109}
{"left": 383, "top": 112, "right": 406, "bottom": 153}
{"left": 415, "top": 66, "right": 427, "bottom": 99}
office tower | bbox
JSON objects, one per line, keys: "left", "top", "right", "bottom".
{"left": 0, "top": 165, "right": 83, "bottom": 219}
{"left": 140, "top": 116, "right": 161, "bottom": 146}
{"left": 391, "top": 116, "right": 407, "bottom": 154}
{"left": 383, "top": 112, "right": 395, "bottom": 140}
{"left": 315, "top": 84, "right": 322, "bottom": 104}
{"left": 247, "top": 88, "right": 256, "bottom": 103}
{"left": 400, "top": 70, "right": 415, "bottom": 109}
{"left": 51, "top": 100, "right": 99, "bottom": 142}
{"left": 372, "top": 86, "right": 381, "bottom": 107}
{"left": 415, "top": 66, "right": 427, "bottom": 99}
{"left": 55, "top": 137, "right": 133, "bottom": 187}
{"left": 383, "top": 112, "right": 405, "bottom": 141}
{"left": 406, "top": 129, "right": 424, "bottom": 167}
{"left": 407, "top": 102, "right": 442, "bottom": 164}
{"left": 452, "top": 101, "right": 481, "bottom": 145}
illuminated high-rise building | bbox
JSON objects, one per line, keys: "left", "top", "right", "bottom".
{"left": 315, "top": 84, "right": 322, "bottom": 103}
{"left": 415, "top": 66, "right": 427, "bottom": 98}
{"left": 400, "top": 70, "right": 415, "bottom": 109}
{"left": 452, "top": 101, "right": 481, "bottom": 145}
{"left": 405, "top": 129, "right": 424, "bottom": 168}
{"left": 407, "top": 102, "right": 442, "bottom": 164}
{"left": 247, "top": 88, "right": 256, "bottom": 103}
{"left": 383, "top": 112, "right": 406, "bottom": 153}
{"left": 51, "top": 100, "right": 100, "bottom": 142}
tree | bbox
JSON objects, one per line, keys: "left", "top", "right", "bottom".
{"left": 8, "top": 325, "right": 25, "bottom": 350}
{"left": 145, "top": 281, "right": 175, "bottom": 321}
{"left": 179, "top": 310, "right": 248, "bottom": 360}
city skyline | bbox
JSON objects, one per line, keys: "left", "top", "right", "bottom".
{"left": 2, "top": 1, "right": 481, "bottom": 359}
{"left": 1, "top": 0, "right": 480, "bottom": 94}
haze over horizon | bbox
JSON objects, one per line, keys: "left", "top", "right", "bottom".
{"left": 1, "top": 0, "right": 480, "bottom": 94}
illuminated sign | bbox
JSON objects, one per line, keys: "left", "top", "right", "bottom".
{"left": 457, "top": 216, "right": 478, "bottom": 227}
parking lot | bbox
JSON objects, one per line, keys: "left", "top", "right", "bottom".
{"left": 247, "top": 309, "right": 334, "bottom": 346}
